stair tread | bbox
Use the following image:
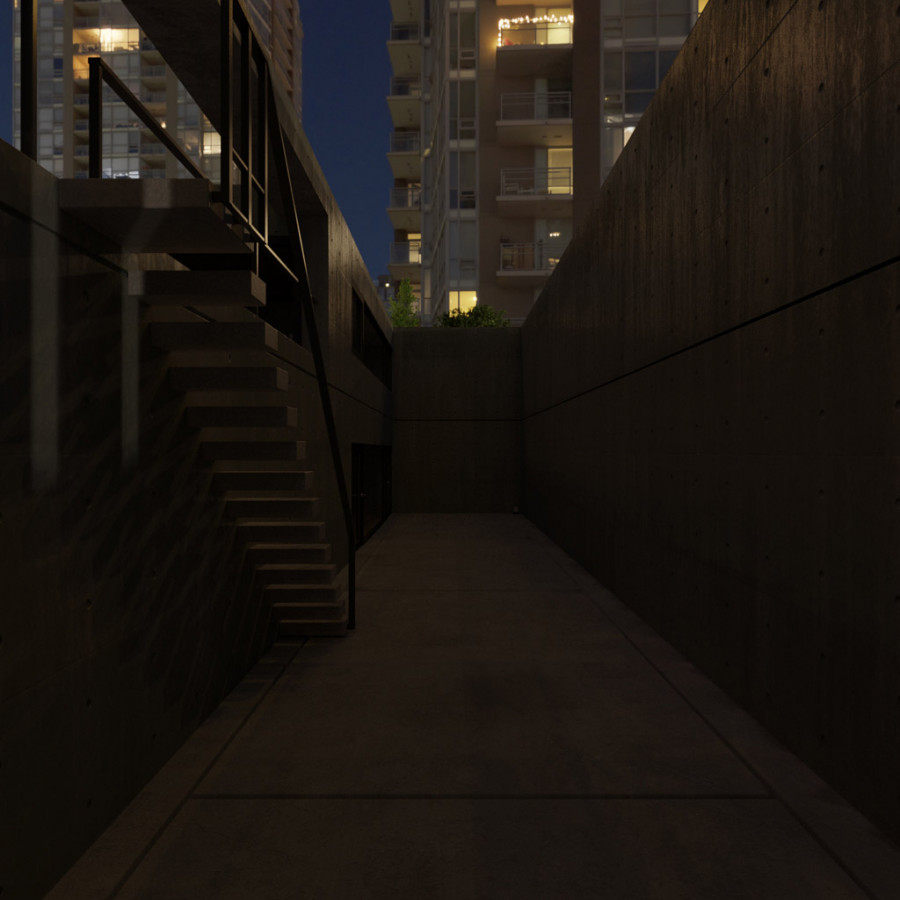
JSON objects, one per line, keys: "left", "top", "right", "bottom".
{"left": 237, "top": 519, "right": 326, "bottom": 526}
{"left": 60, "top": 178, "right": 249, "bottom": 254}
{"left": 267, "top": 582, "right": 341, "bottom": 591}
{"left": 151, "top": 322, "right": 278, "bottom": 349}
{"left": 246, "top": 543, "right": 331, "bottom": 549}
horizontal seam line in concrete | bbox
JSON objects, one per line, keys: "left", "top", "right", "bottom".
{"left": 188, "top": 792, "right": 776, "bottom": 801}
{"left": 355, "top": 587, "right": 584, "bottom": 593}
{"left": 107, "top": 643, "right": 304, "bottom": 900}
{"left": 393, "top": 417, "right": 523, "bottom": 423}
{"left": 0, "top": 196, "right": 129, "bottom": 276}
{"left": 524, "top": 253, "right": 900, "bottom": 422}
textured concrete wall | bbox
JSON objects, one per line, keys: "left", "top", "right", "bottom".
{"left": 0, "top": 138, "right": 391, "bottom": 898}
{"left": 393, "top": 329, "right": 522, "bottom": 513}
{"left": 522, "top": 0, "right": 900, "bottom": 842}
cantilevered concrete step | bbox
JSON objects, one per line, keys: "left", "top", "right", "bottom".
{"left": 236, "top": 520, "right": 326, "bottom": 543}
{"left": 169, "top": 367, "right": 289, "bottom": 392}
{"left": 132, "top": 270, "right": 266, "bottom": 307}
{"left": 225, "top": 496, "right": 319, "bottom": 519}
{"left": 267, "top": 584, "right": 342, "bottom": 604}
{"left": 200, "top": 440, "right": 305, "bottom": 462}
{"left": 255, "top": 564, "right": 336, "bottom": 586}
{"left": 151, "top": 321, "right": 279, "bottom": 350}
{"left": 277, "top": 617, "right": 348, "bottom": 637}
{"left": 187, "top": 405, "right": 298, "bottom": 429}
{"left": 245, "top": 543, "right": 331, "bottom": 565}
{"left": 60, "top": 178, "right": 251, "bottom": 254}
{"left": 215, "top": 469, "right": 312, "bottom": 493}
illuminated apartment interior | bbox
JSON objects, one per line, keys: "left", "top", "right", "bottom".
{"left": 386, "top": 0, "right": 707, "bottom": 323}
{"left": 12, "top": 0, "right": 301, "bottom": 180}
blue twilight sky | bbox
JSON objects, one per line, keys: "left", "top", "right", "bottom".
{"left": 0, "top": 1, "right": 394, "bottom": 281}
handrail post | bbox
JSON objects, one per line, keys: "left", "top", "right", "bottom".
{"left": 221, "top": 0, "right": 233, "bottom": 205}
{"left": 266, "top": 80, "right": 357, "bottom": 631}
{"left": 20, "top": 0, "right": 37, "bottom": 159}
{"left": 88, "top": 57, "right": 102, "bottom": 178}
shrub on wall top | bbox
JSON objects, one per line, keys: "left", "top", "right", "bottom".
{"left": 434, "top": 305, "right": 510, "bottom": 328}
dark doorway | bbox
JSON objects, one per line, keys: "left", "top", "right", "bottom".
{"left": 352, "top": 444, "right": 392, "bottom": 547}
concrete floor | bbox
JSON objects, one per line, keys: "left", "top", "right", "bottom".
{"left": 48, "top": 514, "right": 900, "bottom": 899}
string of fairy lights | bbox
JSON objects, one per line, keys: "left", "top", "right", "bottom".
{"left": 497, "top": 13, "right": 575, "bottom": 47}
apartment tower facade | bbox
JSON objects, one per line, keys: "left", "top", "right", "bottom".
{"left": 12, "top": 0, "right": 302, "bottom": 181}
{"left": 387, "top": 0, "right": 706, "bottom": 323}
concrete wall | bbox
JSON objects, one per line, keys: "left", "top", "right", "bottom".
{"left": 522, "top": 0, "right": 900, "bottom": 842}
{"left": 393, "top": 329, "right": 522, "bottom": 513}
{"left": 0, "top": 135, "right": 391, "bottom": 898}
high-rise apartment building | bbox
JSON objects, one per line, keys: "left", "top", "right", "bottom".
{"left": 386, "top": 0, "right": 707, "bottom": 323}
{"left": 12, "top": 0, "right": 302, "bottom": 180}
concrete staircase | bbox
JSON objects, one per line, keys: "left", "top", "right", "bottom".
{"left": 142, "top": 271, "right": 348, "bottom": 637}
{"left": 60, "top": 179, "right": 348, "bottom": 636}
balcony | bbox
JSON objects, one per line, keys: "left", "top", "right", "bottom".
{"left": 497, "top": 167, "right": 573, "bottom": 217}
{"left": 387, "top": 186, "right": 422, "bottom": 231}
{"left": 387, "top": 77, "right": 422, "bottom": 128}
{"left": 387, "top": 131, "right": 421, "bottom": 179}
{"left": 387, "top": 21, "right": 422, "bottom": 77}
{"left": 388, "top": 239, "right": 422, "bottom": 281}
{"left": 389, "top": 0, "right": 420, "bottom": 23}
{"left": 496, "top": 92, "right": 573, "bottom": 147}
{"left": 496, "top": 240, "right": 566, "bottom": 286}
{"left": 497, "top": 15, "right": 574, "bottom": 77}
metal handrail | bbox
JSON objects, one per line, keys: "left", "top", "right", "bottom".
{"left": 390, "top": 77, "right": 421, "bottom": 97}
{"left": 265, "top": 75, "right": 357, "bottom": 631}
{"left": 389, "top": 187, "right": 422, "bottom": 209}
{"left": 498, "top": 20, "right": 574, "bottom": 47}
{"left": 499, "top": 240, "right": 566, "bottom": 272}
{"left": 221, "top": 0, "right": 357, "bottom": 629}
{"left": 499, "top": 166, "right": 573, "bottom": 195}
{"left": 390, "top": 22, "right": 420, "bottom": 41}
{"left": 390, "top": 131, "right": 420, "bottom": 153}
{"left": 390, "top": 241, "right": 422, "bottom": 264}
{"left": 88, "top": 57, "right": 204, "bottom": 179}
{"left": 499, "top": 90, "right": 572, "bottom": 120}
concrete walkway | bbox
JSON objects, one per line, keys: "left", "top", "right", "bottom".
{"left": 49, "top": 514, "right": 900, "bottom": 899}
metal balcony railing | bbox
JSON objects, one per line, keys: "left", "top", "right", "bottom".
{"left": 390, "top": 131, "right": 420, "bottom": 153}
{"left": 499, "top": 91, "right": 572, "bottom": 121}
{"left": 498, "top": 18, "right": 574, "bottom": 47}
{"left": 499, "top": 240, "right": 566, "bottom": 272}
{"left": 389, "top": 187, "right": 422, "bottom": 209}
{"left": 391, "top": 22, "right": 420, "bottom": 41}
{"left": 389, "top": 76, "right": 421, "bottom": 98}
{"left": 500, "top": 166, "right": 573, "bottom": 196}
{"left": 391, "top": 240, "right": 422, "bottom": 265}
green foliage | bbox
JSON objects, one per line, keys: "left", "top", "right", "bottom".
{"left": 433, "top": 304, "right": 510, "bottom": 328}
{"left": 387, "top": 278, "right": 421, "bottom": 328}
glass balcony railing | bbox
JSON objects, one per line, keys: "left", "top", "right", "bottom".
{"left": 390, "top": 240, "right": 422, "bottom": 265}
{"left": 499, "top": 91, "right": 572, "bottom": 121}
{"left": 500, "top": 166, "right": 573, "bottom": 196}
{"left": 390, "top": 131, "right": 420, "bottom": 153}
{"left": 389, "top": 187, "right": 422, "bottom": 209}
{"left": 390, "top": 22, "right": 420, "bottom": 41}
{"left": 498, "top": 16, "right": 574, "bottom": 47}
{"left": 499, "top": 241, "right": 566, "bottom": 272}
{"left": 389, "top": 76, "right": 422, "bottom": 98}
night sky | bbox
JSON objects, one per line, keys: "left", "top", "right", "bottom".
{"left": 0, "top": 0, "right": 394, "bottom": 281}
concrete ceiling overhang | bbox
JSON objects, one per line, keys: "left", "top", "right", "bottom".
{"left": 122, "top": 0, "right": 224, "bottom": 129}
{"left": 121, "top": 0, "right": 330, "bottom": 220}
